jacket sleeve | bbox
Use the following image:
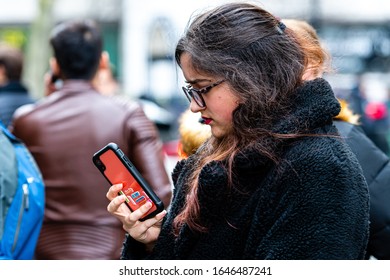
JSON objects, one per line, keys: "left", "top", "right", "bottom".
{"left": 252, "top": 139, "right": 370, "bottom": 259}
{"left": 124, "top": 104, "right": 172, "bottom": 209}
{"left": 368, "top": 162, "right": 390, "bottom": 259}
{"left": 336, "top": 122, "right": 390, "bottom": 259}
{"left": 120, "top": 234, "right": 149, "bottom": 260}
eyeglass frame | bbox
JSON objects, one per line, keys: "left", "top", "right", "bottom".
{"left": 182, "top": 80, "right": 225, "bottom": 108}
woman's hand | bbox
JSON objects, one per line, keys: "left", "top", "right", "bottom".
{"left": 106, "top": 183, "right": 167, "bottom": 245}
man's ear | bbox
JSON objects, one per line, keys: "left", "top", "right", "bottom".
{"left": 99, "top": 51, "right": 110, "bottom": 70}
{"left": 49, "top": 57, "right": 60, "bottom": 76}
{"left": 0, "top": 64, "right": 8, "bottom": 85}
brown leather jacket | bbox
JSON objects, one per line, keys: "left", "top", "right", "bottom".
{"left": 11, "top": 80, "right": 172, "bottom": 259}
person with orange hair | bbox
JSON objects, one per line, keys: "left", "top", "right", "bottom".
{"left": 285, "top": 18, "right": 390, "bottom": 260}
{"left": 176, "top": 109, "right": 211, "bottom": 159}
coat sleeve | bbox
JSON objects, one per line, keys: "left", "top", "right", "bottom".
{"left": 252, "top": 138, "right": 370, "bottom": 259}
{"left": 368, "top": 162, "right": 390, "bottom": 259}
{"left": 336, "top": 122, "right": 390, "bottom": 259}
{"left": 124, "top": 104, "right": 172, "bottom": 208}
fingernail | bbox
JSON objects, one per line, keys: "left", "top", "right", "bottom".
{"left": 157, "top": 210, "right": 167, "bottom": 219}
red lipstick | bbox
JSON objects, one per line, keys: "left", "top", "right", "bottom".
{"left": 199, "top": 117, "right": 212, "bottom": 125}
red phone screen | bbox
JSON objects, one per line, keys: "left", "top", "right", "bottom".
{"left": 99, "top": 149, "right": 157, "bottom": 217}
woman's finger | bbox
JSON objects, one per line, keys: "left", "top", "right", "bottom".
{"left": 127, "top": 201, "right": 153, "bottom": 222}
{"left": 107, "top": 194, "right": 127, "bottom": 213}
{"left": 141, "top": 210, "right": 167, "bottom": 228}
{"left": 106, "top": 183, "right": 123, "bottom": 201}
{"left": 123, "top": 210, "right": 167, "bottom": 241}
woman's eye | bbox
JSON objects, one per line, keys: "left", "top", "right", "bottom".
{"left": 192, "top": 85, "right": 204, "bottom": 90}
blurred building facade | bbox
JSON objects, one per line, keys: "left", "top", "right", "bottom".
{"left": 1, "top": 0, "right": 389, "bottom": 97}
{"left": 1, "top": 0, "right": 389, "bottom": 142}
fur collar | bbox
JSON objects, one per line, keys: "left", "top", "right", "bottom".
{"left": 272, "top": 78, "right": 340, "bottom": 134}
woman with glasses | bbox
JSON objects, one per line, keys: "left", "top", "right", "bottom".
{"left": 106, "top": 2, "right": 369, "bottom": 259}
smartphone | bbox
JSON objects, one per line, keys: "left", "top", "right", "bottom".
{"left": 50, "top": 73, "right": 59, "bottom": 83}
{"left": 92, "top": 142, "right": 164, "bottom": 221}
{"left": 48, "top": 72, "right": 63, "bottom": 91}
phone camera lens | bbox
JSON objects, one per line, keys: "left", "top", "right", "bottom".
{"left": 95, "top": 159, "right": 106, "bottom": 171}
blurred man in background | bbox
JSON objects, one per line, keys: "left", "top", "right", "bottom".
{"left": 0, "top": 43, "right": 34, "bottom": 127}
{"left": 10, "top": 19, "right": 171, "bottom": 259}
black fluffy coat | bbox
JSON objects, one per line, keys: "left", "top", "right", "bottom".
{"left": 122, "top": 78, "right": 370, "bottom": 259}
{"left": 335, "top": 121, "right": 390, "bottom": 259}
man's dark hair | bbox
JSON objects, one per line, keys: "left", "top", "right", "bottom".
{"left": 0, "top": 43, "right": 24, "bottom": 81}
{"left": 50, "top": 19, "right": 102, "bottom": 80}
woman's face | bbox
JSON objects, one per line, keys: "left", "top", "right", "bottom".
{"left": 180, "top": 53, "right": 240, "bottom": 139}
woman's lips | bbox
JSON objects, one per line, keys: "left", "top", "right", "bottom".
{"left": 200, "top": 117, "right": 212, "bottom": 125}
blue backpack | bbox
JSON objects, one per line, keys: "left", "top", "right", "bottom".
{"left": 0, "top": 122, "right": 45, "bottom": 259}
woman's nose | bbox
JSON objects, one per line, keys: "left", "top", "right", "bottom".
{"left": 190, "top": 99, "right": 204, "bottom": 113}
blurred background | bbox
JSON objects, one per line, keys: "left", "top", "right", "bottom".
{"left": 1, "top": 0, "right": 390, "bottom": 151}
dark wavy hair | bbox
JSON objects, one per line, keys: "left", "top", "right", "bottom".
{"left": 173, "top": 3, "right": 305, "bottom": 234}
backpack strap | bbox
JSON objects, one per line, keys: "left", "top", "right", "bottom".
{"left": 0, "top": 122, "right": 20, "bottom": 144}
{"left": 0, "top": 120, "right": 45, "bottom": 259}
{"left": 0, "top": 121, "right": 18, "bottom": 242}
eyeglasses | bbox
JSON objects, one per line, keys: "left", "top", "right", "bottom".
{"left": 182, "top": 80, "right": 225, "bottom": 108}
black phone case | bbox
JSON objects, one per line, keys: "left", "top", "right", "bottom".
{"left": 92, "top": 142, "right": 164, "bottom": 221}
